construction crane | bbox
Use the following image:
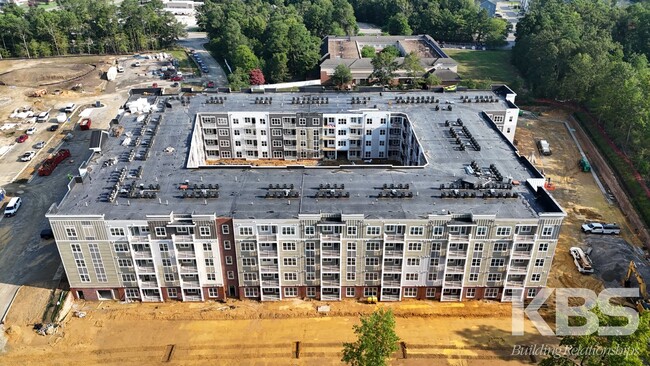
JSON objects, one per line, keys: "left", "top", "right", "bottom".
{"left": 623, "top": 260, "right": 650, "bottom": 313}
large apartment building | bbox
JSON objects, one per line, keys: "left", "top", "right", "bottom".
{"left": 46, "top": 87, "right": 564, "bottom": 303}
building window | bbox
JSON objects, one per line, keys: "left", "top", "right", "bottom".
{"left": 224, "top": 240, "right": 231, "bottom": 250}
{"left": 430, "top": 258, "right": 439, "bottom": 267}
{"left": 284, "top": 272, "right": 297, "bottom": 281}
{"left": 282, "top": 243, "right": 296, "bottom": 251}
{"left": 433, "top": 226, "right": 444, "bottom": 236}
{"left": 535, "top": 259, "right": 545, "bottom": 267}
{"left": 283, "top": 257, "right": 297, "bottom": 266}
{"left": 466, "top": 288, "right": 476, "bottom": 298}
{"left": 227, "top": 271, "right": 235, "bottom": 279}
{"left": 122, "top": 274, "right": 136, "bottom": 282}
{"left": 531, "top": 274, "right": 541, "bottom": 282}
{"left": 239, "top": 227, "right": 253, "bottom": 236}
{"left": 476, "top": 226, "right": 487, "bottom": 236}
{"left": 407, "top": 243, "right": 422, "bottom": 251}
{"left": 409, "top": 226, "right": 424, "bottom": 236}
{"left": 118, "top": 259, "right": 132, "bottom": 267}
{"left": 307, "top": 287, "right": 316, "bottom": 297}
{"left": 167, "top": 288, "right": 178, "bottom": 298}
{"left": 487, "top": 273, "right": 502, "bottom": 282}
{"left": 347, "top": 242, "right": 356, "bottom": 251}
{"left": 203, "top": 243, "right": 212, "bottom": 251}
{"left": 346, "top": 227, "right": 357, "bottom": 237}
{"left": 222, "top": 225, "right": 230, "bottom": 235}
{"left": 243, "top": 273, "right": 257, "bottom": 281}
{"left": 366, "top": 226, "right": 381, "bottom": 235}
{"left": 346, "top": 272, "right": 356, "bottom": 281}
{"left": 403, "top": 288, "right": 417, "bottom": 297}
{"left": 427, "top": 273, "right": 437, "bottom": 281}
{"left": 88, "top": 243, "right": 107, "bottom": 282}
{"left": 282, "top": 226, "right": 296, "bottom": 236}
{"left": 426, "top": 288, "right": 436, "bottom": 298}
{"left": 541, "top": 226, "right": 554, "bottom": 237}
{"left": 527, "top": 288, "right": 537, "bottom": 298}
{"left": 474, "top": 243, "right": 484, "bottom": 251}
{"left": 305, "top": 226, "right": 315, "bottom": 236}
{"left": 366, "top": 257, "right": 380, "bottom": 266}
{"left": 471, "top": 258, "right": 481, "bottom": 267}
{"left": 155, "top": 227, "right": 167, "bottom": 237}
{"left": 208, "top": 288, "right": 219, "bottom": 298}
{"left": 222, "top": 256, "right": 231, "bottom": 265}
{"left": 485, "top": 288, "right": 499, "bottom": 298}
{"left": 538, "top": 243, "right": 549, "bottom": 252}
{"left": 346, "top": 288, "right": 355, "bottom": 297}
{"left": 366, "top": 242, "right": 380, "bottom": 251}
{"left": 71, "top": 244, "right": 90, "bottom": 282}
{"left": 199, "top": 226, "right": 211, "bottom": 236}
{"left": 65, "top": 227, "right": 78, "bottom": 239}
{"left": 245, "top": 288, "right": 259, "bottom": 297}
{"left": 126, "top": 288, "right": 140, "bottom": 299}
{"left": 164, "top": 273, "right": 175, "bottom": 282}
{"left": 468, "top": 273, "right": 479, "bottom": 282}
{"left": 240, "top": 242, "right": 255, "bottom": 251}
{"left": 114, "top": 243, "right": 129, "bottom": 252}
{"left": 496, "top": 227, "right": 511, "bottom": 236}
{"left": 162, "top": 259, "right": 172, "bottom": 266}
{"left": 284, "top": 287, "right": 297, "bottom": 297}
{"left": 517, "top": 225, "right": 533, "bottom": 233}
{"left": 364, "top": 287, "right": 378, "bottom": 297}
{"left": 407, "top": 258, "right": 420, "bottom": 266}
{"left": 490, "top": 258, "right": 505, "bottom": 267}
{"left": 158, "top": 243, "right": 169, "bottom": 252}
{"left": 494, "top": 243, "right": 508, "bottom": 252}
{"left": 365, "top": 272, "right": 379, "bottom": 281}
{"left": 110, "top": 227, "right": 125, "bottom": 236}
{"left": 405, "top": 273, "right": 418, "bottom": 281}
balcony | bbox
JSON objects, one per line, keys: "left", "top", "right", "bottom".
{"left": 259, "top": 249, "right": 278, "bottom": 258}
{"left": 128, "top": 235, "right": 150, "bottom": 242}
{"left": 179, "top": 265, "right": 198, "bottom": 274}
{"left": 257, "top": 234, "right": 277, "bottom": 242}
{"left": 443, "top": 280, "right": 463, "bottom": 287}
{"left": 506, "top": 280, "right": 525, "bottom": 287}
{"left": 176, "top": 251, "right": 196, "bottom": 259}
{"left": 384, "top": 249, "right": 404, "bottom": 257}
{"left": 320, "top": 234, "right": 341, "bottom": 241}
{"left": 133, "top": 251, "right": 152, "bottom": 259}
{"left": 448, "top": 234, "right": 470, "bottom": 242}
{"left": 184, "top": 295, "right": 203, "bottom": 301}
{"left": 509, "top": 266, "right": 529, "bottom": 274}
{"left": 382, "top": 280, "right": 401, "bottom": 287}
{"left": 260, "top": 279, "right": 279, "bottom": 287}
{"left": 321, "top": 249, "right": 340, "bottom": 257}
{"left": 514, "top": 234, "right": 536, "bottom": 242}
{"left": 322, "top": 279, "right": 340, "bottom": 286}
{"left": 136, "top": 266, "right": 156, "bottom": 274}
{"left": 447, "top": 250, "right": 468, "bottom": 258}
{"left": 512, "top": 250, "right": 532, "bottom": 258}
{"left": 441, "top": 292, "right": 462, "bottom": 301}
{"left": 182, "top": 280, "right": 200, "bottom": 287}
{"left": 142, "top": 294, "right": 162, "bottom": 302}
{"left": 383, "top": 265, "right": 402, "bottom": 272}
{"left": 139, "top": 281, "right": 159, "bottom": 288}
{"left": 260, "top": 265, "right": 279, "bottom": 273}
{"left": 384, "top": 234, "right": 404, "bottom": 241}
{"left": 321, "top": 265, "right": 340, "bottom": 273}
{"left": 446, "top": 266, "right": 465, "bottom": 274}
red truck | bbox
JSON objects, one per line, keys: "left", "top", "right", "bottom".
{"left": 80, "top": 118, "right": 91, "bottom": 130}
{"left": 38, "top": 149, "right": 71, "bottom": 176}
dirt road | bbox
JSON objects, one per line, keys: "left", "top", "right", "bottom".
{"left": 2, "top": 292, "right": 556, "bottom": 366}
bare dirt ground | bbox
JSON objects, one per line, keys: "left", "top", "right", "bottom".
{"left": 514, "top": 107, "right": 649, "bottom": 294}
{"left": 3, "top": 292, "right": 556, "bottom": 366}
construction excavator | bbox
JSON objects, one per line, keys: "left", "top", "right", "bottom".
{"left": 622, "top": 260, "right": 650, "bottom": 313}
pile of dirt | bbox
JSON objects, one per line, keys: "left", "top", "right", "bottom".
{"left": 0, "top": 64, "right": 95, "bottom": 87}
{"left": 585, "top": 236, "right": 650, "bottom": 288}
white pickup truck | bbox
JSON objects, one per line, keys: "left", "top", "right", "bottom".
{"left": 581, "top": 222, "right": 621, "bottom": 235}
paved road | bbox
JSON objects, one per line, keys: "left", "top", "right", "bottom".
{"left": 176, "top": 32, "right": 229, "bottom": 87}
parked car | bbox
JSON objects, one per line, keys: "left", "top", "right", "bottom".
{"left": 20, "top": 151, "right": 36, "bottom": 162}
{"left": 117, "top": 65, "right": 124, "bottom": 73}
{"left": 537, "top": 139, "right": 552, "bottom": 155}
{"left": 4, "top": 197, "right": 22, "bottom": 217}
{"left": 207, "top": 81, "right": 215, "bottom": 88}
{"left": 36, "top": 111, "right": 49, "bottom": 122}
{"left": 48, "top": 125, "right": 59, "bottom": 132}
{"left": 16, "top": 134, "right": 28, "bottom": 143}
{"left": 35, "top": 141, "right": 46, "bottom": 149}
{"left": 26, "top": 127, "right": 37, "bottom": 135}
{"left": 133, "top": 61, "right": 141, "bottom": 67}
{"left": 64, "top": 103, "right": 76, "bottom": 113}
{"left": 40, "top": 229, "right": 54, "bottom": 240}
{"left": 202, "top": 68, "right": 210, "bottom": 74}
{"left": 581, "top": 222, "right": 621, "bottom": 235}
{"left": 171, "top": 75, "right": 183, "bottom": 81}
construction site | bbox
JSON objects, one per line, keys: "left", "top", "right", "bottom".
{"left": 0, "top": 53, "right": 649, "bottom": 365}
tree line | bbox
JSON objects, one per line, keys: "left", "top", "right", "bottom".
{"left": 513, "top": 0, "right": 650, "bottom": 179}
{"left": 0, "top": 0, "right": 186, "bottom": 58}
{"left": 350, "top": 0, "right": 510, "bottom": 46}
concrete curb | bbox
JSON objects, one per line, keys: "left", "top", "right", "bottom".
{"left": 0, "top": 286, "right": 21, "bottom": 325}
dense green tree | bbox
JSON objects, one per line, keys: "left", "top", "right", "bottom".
{"left": 371, "top": 51, "right": 399, "bottom": 85}
{"left": 424, "top": 73, "right": 441, "bottom": 89}
{"left": 386, "top": 13, "right": 412, "bottom": 35}
{"left": 401, "top": 51, "right": 424, "bottom": 79}
{"left": 331, "top": 64, "right": 353, "bottom": 88}
{"left": 361, "top": 45, "right": 376, "bottom": 58}
{"left": 232, "top": 45, "right": 259, "bottom": 72}
{"left": 342, "top": 309, "right": 400, "bottom": 366}
{"left": 381, "top": 45, "right": 400, "bottom": 58}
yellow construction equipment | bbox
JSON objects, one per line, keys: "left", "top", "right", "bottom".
{"left": 29, "top": 88, "right": 47, "bottom": 97}
{"left": 623, "top": 260, "right": 650, "bottom": 313}
{"left": 366, "top": 296, "right": 378, "bottom": 304}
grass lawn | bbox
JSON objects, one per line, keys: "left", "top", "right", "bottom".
{"left": 443, "top": 49, "right": 522, "bottom": 86}
{"left": 167, "top": 49, "right": 200, "bottom": 76}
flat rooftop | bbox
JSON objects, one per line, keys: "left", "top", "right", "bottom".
{"left": 325, "top": 35, "right": 451, "bottom": 61}
{"left": 50, "top": 90, "right": 564, "bottom": 221}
